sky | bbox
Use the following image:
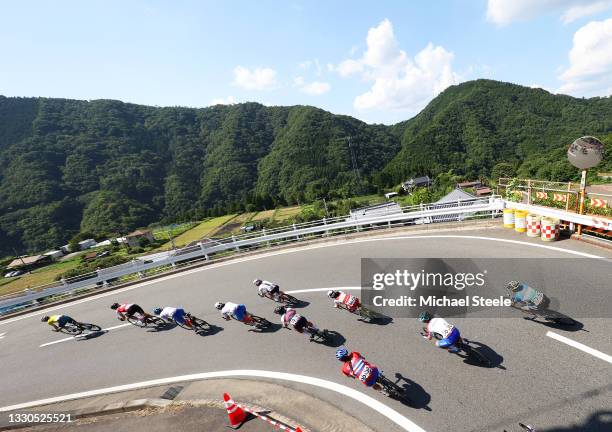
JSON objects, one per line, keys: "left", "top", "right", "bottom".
{"left": 1, "top": 0, "right": 611, "bottom": 124}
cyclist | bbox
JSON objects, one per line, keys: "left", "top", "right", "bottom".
{"left": 215, "top": 302, "right": 250, "bottom": 323}
{"left": 110, "top": 303, "right": 150, "bottom": 322}
{"left": 253, "top": 278, "right": 280, "bottom": 300}
{"left": 274, "top": 306, "right": 316, "bottom": 340}
{"left": 41, "top": 314, "right": 78, "bottom": 332}
{"left": 152, "top": 306, "right": 187, "bottom": 325}
{"left": 327, "top": 290, "right": 361, "bottom": 313}
{"left": 506, "top": 281, "right": 550, "bottom": 319}
{"left": 335, "top": 347, "right": 381, "bottom": 390}
{"left": 419, "top": 311, "right": 461, "bottom": 353}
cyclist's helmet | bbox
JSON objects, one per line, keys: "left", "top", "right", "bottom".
{"left": 327, "top": 290, "right": 340, "bottom": 299}
{"left": 335, "top": 347, "right": 349, "bottom": 361}
{"left": 506, "top": 281, "right": 522, "bottom": 292}
{"left": 153, "top": 307, "right": 162, "bottom": 315}
{"left": 214, "top": 302, "right": 225, "bottom": 310}
{"left": 418, "top": 311, "right": 433, "bottom": 323}
{"left": 273, "top": 306, "right": 286, "bottom": 315}
{"left": 110, "top": 303, "right": 120, "bottom": 310}
{"left": 41, "top": 316, "right": 50, "bottom": 322}
{"left": 253, "top": 279, "right": 262, "bottom": 286}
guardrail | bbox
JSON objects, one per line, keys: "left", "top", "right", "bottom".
{"left": 0, "top": 196, "right": 505, "bottom": 314}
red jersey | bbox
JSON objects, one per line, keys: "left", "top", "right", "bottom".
{"left": 116, "top": 303, "right": 132, "bottom": 314}
{"left": 341, "top": 352, "right": 378, "bottom": 386}
{"left": 335, "top": 292, "right": 360, "bottom": 312}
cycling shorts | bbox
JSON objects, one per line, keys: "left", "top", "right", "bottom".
{"left": 233, "top": 305, "right": 247, "bottom": 321}
{"left": 57, "top": 316, "right": 74, "bottom": 328}
{"left": 363, "top": 366, "right": 380, "bottom": 387}
{"left": 269, "top": 285, "right": 280, "bottom": 295}
{"left": 438, "top": 327, "right": 460, "bottom": 348}
{"left": 126, "top": 304, "right": 145, "bottom": 317}
{"left": 292, "top": 316, "right": 308, "bottom": 332}
{"left": 173, "top": 308, "right": 186, "bottom": 324}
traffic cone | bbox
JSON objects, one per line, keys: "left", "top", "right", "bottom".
{"left": 223, "top": 393, "right": 247, "bottom": 428}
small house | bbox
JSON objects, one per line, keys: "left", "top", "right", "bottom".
{"left": 125, "top": 230, "right": 155, "bottom": 248}
{"left": 6, "top": 255, "right": 51, "bottom": 271}
{"left": 43, "top": 250, "right": 64, "bottom": 261}
{"left": 78, "top": 239, "right": 97, "bottom": 250}
{"left": 402, "top": 176, "right": 432, "bottom": 192}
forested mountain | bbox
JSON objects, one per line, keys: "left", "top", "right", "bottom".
{"left": 0, "top": 79, "right": 611, "bottom": 255}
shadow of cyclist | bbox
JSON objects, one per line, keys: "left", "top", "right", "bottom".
{"left": 394, "top": 373, "right": 431, "bottom": 411}
{"left": 461, "top": 339, "right": 505, "bottom": 369}
{"left": 148, "top": 322, "right": 177, "bottom": 332}
{"left": 195, "top": 324, "right": 223, "bottom": 337}
{"left": 318, "top": 330, "right": 346, "bottom": 348}
{"left": 248, "top": 322, "right": 282, "bottom": 334}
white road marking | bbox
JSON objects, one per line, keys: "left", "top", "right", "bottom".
{"left": 0, "top": 332, "right": 6, "bottom": 339}
{"left": 547, "top": 331, "right": 612, "bottom": 364}
{"left": 1, "top": 234, "right": 605, "bottom": 327}
{"left": 39, "top": 323, "right": 131, "bottom": 348}
{"left": 0, "top": 369, "right": 427, "bottom": 432}
{"left": 285, "top": 286, "right": 360, "bottom": 294}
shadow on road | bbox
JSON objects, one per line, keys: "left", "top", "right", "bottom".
{"left": 290, "top": 300, "right": 310, "bottom": 308}
{"left": 195, "top": 324, "right": 223, "bottom": 337}
{"left": 319, "top": 330, "right": 346, "bottom": 347}
{"left": 521, "top": 410, "right": 612, "bottom": 432}
{"left": 148, "top": 323, "right": 177, "bottom": 332}
{"left": 462, "top": 340, "right": 505, "bottom": 369}
{"left": 359, "top": 315, "right": 393, "bottom": 326}
{"left": 395, "top": 373, "right": 431, "bottom": 411}
{"left": 76, "top": 329, "right": 107, "bottom": 341}
{"left": 248, "top": 322, "right": 282, "bottom": 333}
{"left": 531, "top": 316, "right": 585, "bottom": 333}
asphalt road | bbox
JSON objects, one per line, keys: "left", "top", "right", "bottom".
{"left": 0, "top": 229, "right": 611, "bottom": 432}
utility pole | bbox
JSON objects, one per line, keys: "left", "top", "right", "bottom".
{"left": 322, "top": 197, "right": 329, "bottom": 217}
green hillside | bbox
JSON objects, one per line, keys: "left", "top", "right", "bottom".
{"left": 0, "top": 79, "right": 611, "bottom": 255}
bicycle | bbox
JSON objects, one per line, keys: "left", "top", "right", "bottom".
{"left": 420, "top": 330, "right": 492, "bottom": 367}
{"left": 59, "top": 321, "right": 102, "bottom": 335}
{"left": 304, "top": 325, "right": 330, "bottom": 342}
{"left": 126, "top": 313, "right": 166, "bottom": 328}
{"left": 376, "top": 373, "right": 411, "bottom": 403}
{"left": 259, "top": 290, "right": 300, "bottom": 305}
{"left": 243, "top": 314, "right": 272, "bottom": 329}
{"left": 176, "top": 312, "right": 211, "bottom": 332}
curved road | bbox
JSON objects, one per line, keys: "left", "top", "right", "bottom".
{"left": 0, "top": 229, "right": 611, "bottom": 432}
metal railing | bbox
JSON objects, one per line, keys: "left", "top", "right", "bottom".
{"left": 0, "top": 196, "right": 505, "bottom": 315}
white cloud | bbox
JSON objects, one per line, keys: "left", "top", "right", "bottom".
{"left": 558, "top": 18, "right": 612, "bottom": 95}
{"left": 336, "top": 59, "right": 363, "bottom": 77}
{"left": 232, "top": 66, "right": 278, "bottom": 91}
{"left": 486, "top": 0, "right": 612, "bottom": 25}
{"left": 293, "top": 76, "right": 331, "bottom": 95}
{"left": 210, "top": 95, "right": 237, "bottom": 105}
{"left": 334, "top": 19, "right": 460, "bottom": 113}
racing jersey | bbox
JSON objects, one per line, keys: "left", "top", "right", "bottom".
{"left": 258, "top": 280, "right": 278, "bottom": 296}
{"left": 281, "top": 308, "right": 301, "bottom": 327}
{"left": 427, "top": 317, "right": 455, "bottom": 340}
{"left": 511, "top": 283, "right": 544, "bottom": 307}
{"left": 334, "top": 292, "right": 360, "bottom": 312}
{"left": 47, "top": 315, "right": 62, "bottom": 326}
{"left": 116, "top": 303, "right": 132, "bottom": 316}
{"left": 341, "top": 352, "right": 377, "bottom": 385}
{"left": 159, "top": 306, "right": 177, "bottom": 320}
{"left": 221, "top": 302, "right": 242, "bottom": 319}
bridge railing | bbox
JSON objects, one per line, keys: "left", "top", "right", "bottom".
{"left": 0, "top": 196, "right": 505, "bottom": 314}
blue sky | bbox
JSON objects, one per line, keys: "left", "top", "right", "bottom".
{"left": 1, "top": 0, "right": 611, "bottom": 124}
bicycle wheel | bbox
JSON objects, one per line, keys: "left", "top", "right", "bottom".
{"left": 192, "top": 317, "right": 211, "bottom": 331}
{"left": 60, "top": 324, "right": 82, "bottom": 335}
{"left": 250, "top": 315, "right": 271, "bottom": 327}
{"left": 147, "top": 316, "right": 167, "bottom": 327}
{"left": 127, "top": 315, "right": 147, "bottom": 328}
{"left": 81, "top": 323, "right": 102, "bottom": 332}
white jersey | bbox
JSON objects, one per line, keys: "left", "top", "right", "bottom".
{"left": 221, "top": 302, "right": 240, "bottom": 319}
{"left": 428, "top": 317, "right": 455, "bottom": 339}
{"left": 160, "top": 306, "right": 177, "bottom": 320}
{"left": 258, "top": 280, "right": 278, "bottom": 296}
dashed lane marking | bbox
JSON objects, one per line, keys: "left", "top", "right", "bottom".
{"left": 39, "top": 323, "right": 131, "bottom": 348}
{"left": 547, "top": 331, "right": 612, "bottom": 364}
